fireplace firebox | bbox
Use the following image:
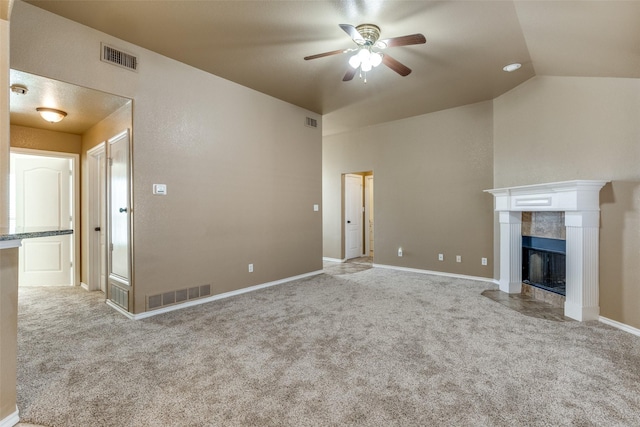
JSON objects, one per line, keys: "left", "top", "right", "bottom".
{"left": 522, "top": 236, "right": 566, "bottom": 296}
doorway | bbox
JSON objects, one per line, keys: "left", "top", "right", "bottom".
{"left": 10, "top": 148, "right": 79, "bottom": 286}
{"left": 9, "top": 69, "right": 134, "bottom": 312}
{"left": 344, "top": 172, "right": 374, "bottom": 261}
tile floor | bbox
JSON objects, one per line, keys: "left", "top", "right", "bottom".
{"left": 323, "top": 256, "right": 373, "bottom": 276}
{"left": 323, "top": 257, "right": 568, "bottom": 322}
{"left": 482, "top": 289, "right": 569, "bottom": 322}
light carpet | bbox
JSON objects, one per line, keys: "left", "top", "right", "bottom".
{"left": 17, "top": 268, "right": 640, "bottom": 426}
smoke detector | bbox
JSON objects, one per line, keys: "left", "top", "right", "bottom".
{"left": 10, "top": 84, "right": 28, "bottom": 95}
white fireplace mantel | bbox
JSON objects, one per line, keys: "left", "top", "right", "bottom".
{"left": 485, "top": 180, "right": 608, "bottom": 321}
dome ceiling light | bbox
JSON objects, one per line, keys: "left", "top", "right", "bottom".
{"left": 36, "top": 107, "right": 68, "bottom": 123}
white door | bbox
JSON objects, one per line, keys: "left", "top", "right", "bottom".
{"left": 108, "top": 131, "right": 131, "bottom": 309}
{"left": 87, "top": 143, "right": 107, "bottom": 292}
{"left": 345, "top": 174, "right": 363, "bottom": 260}
{"left": 365, "top": 175, "right": 374, "bottom": 257}
{"left": 12, "top": 153, "right": 73, "bottom": 286}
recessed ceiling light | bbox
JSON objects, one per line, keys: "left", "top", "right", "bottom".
{"left": 503, "top": 63, "right": 522, "bottom": 72}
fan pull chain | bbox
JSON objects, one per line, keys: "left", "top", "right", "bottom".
{"left": 358, "top": 68, "right": 368, "bottom": 84}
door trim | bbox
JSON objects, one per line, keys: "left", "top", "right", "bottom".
{"left": 364, "top": 174, "right": 374, "bottom": 258}
{"left": 343, "top": 173, "right": 364, "bottom": 260}
{"left": 106, "top": 129, "right": 134, "bottom": 311}
{"left": 86, "top": 142, "right": 106, "bottom": 292}
{"left": 10, "top": 147, "right": 80, "bottom": 287}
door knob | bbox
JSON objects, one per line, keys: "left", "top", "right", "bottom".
{"left": 94, "top": 227, "right": 101, "bottom": 231}
{"left": 347, "top": 220, "right": 351, "bottom": 223}
{"left": 119, "top": 207, "right": 127, "bottom": 213}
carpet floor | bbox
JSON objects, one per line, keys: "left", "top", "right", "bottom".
{"left": 17, "top": 268, "right": 640, "bottom": 426}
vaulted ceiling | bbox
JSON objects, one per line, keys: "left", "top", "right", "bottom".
{"left": 21, "top": 0, "right": 640, "bottom": 135}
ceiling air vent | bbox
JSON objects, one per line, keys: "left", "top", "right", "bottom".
{"left": 101, "top": 43, "right": 138, "bottom": 72}
{"left": 305, "top": 117, "right": 318, "bottom": 128}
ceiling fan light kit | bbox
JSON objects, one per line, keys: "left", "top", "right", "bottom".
{"left": 304, "top": 23, "right": 426, "bottom": 83}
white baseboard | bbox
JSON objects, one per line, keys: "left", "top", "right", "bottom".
{"left": 373, "top": 263, "right": 498, "bottom": 285}
{"left": 107, "top": 270, "right": 324, "bottom": 320}
{"left": 106, "top": 299, "right": 135, "bottom": 319}
{"left": 322, "top": 257, "right": 345, "bottom": 263}
{"left": 0, "top": 408, "right": 19, "bottom": 427}
{"left": 81, "top": 281, "right": 90, "bottom": 291}
{"left": 599, "top": 316, "right": 640, "bottom": 337}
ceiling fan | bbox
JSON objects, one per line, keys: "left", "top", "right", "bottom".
{"left": 304, "top": 24, "right": 426, "bottom": 82}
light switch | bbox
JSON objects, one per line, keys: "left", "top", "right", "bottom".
{"left": 153, "top": 184, "right": 167, "bottom": 195}
{"left": 313, "top": 204, "right": 319, "bottom": 212}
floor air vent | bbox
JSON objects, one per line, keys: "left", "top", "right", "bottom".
{"left": 305, "top": 117, "right": 318, "bottom": 128}
{"left": 147, "top": 284, "right": 212, "bottom": 311}
{"left": 101, "top": 43, "right": 138, "bottom": 72}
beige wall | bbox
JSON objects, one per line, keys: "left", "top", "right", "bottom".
{"left": 10, "top": 124, "right": 82, "bottom": 153}
{"left": 10, "top": 2, "right": 322, "bottom": 314}
{"left": 493, "top": 76, "right": 640, "bottom": 328}
{"left": 323, "top": 101, "right": 495, "bottom": 278}
{"left": 81, "top": 102, "right": 132, "bottom": 153}
{"left": 1, "top": 5, "right": 15, "bottom": 423}
{"left": 0, "top": 248, "right": 18, "bottom": 423}
{"left": 1, "top": 16, "right": 10, "bottom": 227}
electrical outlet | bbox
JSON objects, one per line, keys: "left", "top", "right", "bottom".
{"left": 438, "top": 253, "right": 444, "bottom": 261}
{"left": 248, "top": 263, "right": 254, "bottom": 273}
{"left": 456, "top": 255, "right": 462, "bottom": 263}
{"left": 398, "top": 247, "right": 403, "bottom": 257}
{"left": 481, "top": 257, "right": 488, "bottom": 266}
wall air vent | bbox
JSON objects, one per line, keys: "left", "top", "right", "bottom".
{"left": 305, "top": 117, "right": 318, "bottom": 128}
{"left": 110, "top": 284, "right": 129, "bottom": 310}
{"left": 101, "top": 43, "right": 138, "bottom": 72}
{"left": 147, "top": 284, "right": 212, "bottom": 311}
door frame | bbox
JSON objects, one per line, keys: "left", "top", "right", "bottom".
{"left": 364, "top": 174, "right": 374, "bottom": 257}
{"left": 343, "top": 173, "right": 364, "bottom": 260}
{"left": 106, "top": 129, "right": 134, "bottom": 312}
{"left": 86, "top": 142, "right": 106, "bottom": 292}
{"left": 10, "top": 147, "right": 80, "bottom": 287}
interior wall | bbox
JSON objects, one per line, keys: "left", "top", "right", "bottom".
{"left": 1, "top": 16, "right": 10, "bottom": 228}
{"left": 10, "top": 2, "right": 322, "bottom": 314}
{"left": 80, "top": 102, "right": 132, "bottom": 286}
{"left": 10, "top": 124, "right": 82, "bottom": 154}
{"left": 323, "top": 101, "right": 494, "bottom": 278}
{"left": 493, "top": 75, "right": 640, "bottom": 328}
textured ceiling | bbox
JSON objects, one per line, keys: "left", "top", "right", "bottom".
{"left": 18, "top": 0, "right": 640, "bottom": 135}
{"left": 9, "top": 69, "right": 131, "bottom": 135}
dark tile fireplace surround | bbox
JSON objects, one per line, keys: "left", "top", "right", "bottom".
{"left": 522, "top": 212, "right": 566, "bottom": 301}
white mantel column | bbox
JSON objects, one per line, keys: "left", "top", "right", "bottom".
{"left": 564, "top": 211, "right": 601, "bottom": 321}
{"left": 498, "top": 211, "right": 522, "bottom": 293}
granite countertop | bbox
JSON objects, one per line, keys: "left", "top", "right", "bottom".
{"left": 0, "top": 226, "right": 74, "bottom": 241}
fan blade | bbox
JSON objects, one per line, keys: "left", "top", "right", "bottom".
{"left": 339, "top": 24, "right": 364, "bottom": 44}
{"left": 377, "top": 33, "right": 426, "bottom": 49}
{"left": 382, "top": 54, "right": 412, "bottom": 76}
{"left": 343, "top": 68, "right": 357, "bottom": 82}
{"left": 304, "top": 49, "right": 347, "bottom": 60}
